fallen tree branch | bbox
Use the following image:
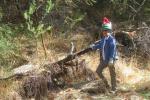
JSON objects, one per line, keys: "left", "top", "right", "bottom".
{"left": 56, "top": 47, "right": 92, "bottom": 65}
{"left": 0, "top": 73, "right": 25, "bottom": 81}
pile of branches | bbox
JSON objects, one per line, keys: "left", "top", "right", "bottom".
{"left": 15, "top": 46, "right": 96, "bottom": 100}
{"left": 133, "top": 24, "right": 150, "bottom": 67}
{"left": 135, "top": 25, "right": 150, "bottom": 58}
{"left": 0, "top": 44, "right": 97, "bottom": 99}
{"left": 19, "top": 59, "right": 96, "bottom": 100}
{"left": 114, "top": 22, "right": 150, "bottom": 67}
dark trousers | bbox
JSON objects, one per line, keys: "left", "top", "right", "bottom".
{"left": 96, "top": 61, "right": 116, "bottom": 91}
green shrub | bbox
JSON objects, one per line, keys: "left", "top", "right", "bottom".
{"left": 23, "top": 0, "right": 53, "bottom": 38}
{"left": 0, "top": 24, "right": 19, "bottom": 67}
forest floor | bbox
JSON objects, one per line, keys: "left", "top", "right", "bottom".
{"left": 0, "top": 35, "right": 150, "bottom": 100}
{"left": 54, "top": 53, "right": 150, "bottom": 100}
{"left": 1, "top": 52, "right": 150, "bottom": 100}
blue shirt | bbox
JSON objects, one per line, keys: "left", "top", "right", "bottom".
{"left": 93, "top": 35, "right": 117, "bottom": 63}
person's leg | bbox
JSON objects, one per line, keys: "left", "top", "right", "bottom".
{"left": 96, "top": 62, "right": 110, "bottom": 88}
{"left": 108, "top": 62, "right": 116, "bottom": 91}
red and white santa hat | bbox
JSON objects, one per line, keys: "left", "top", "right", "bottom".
{"left": 102, "top": 17, "right": 112, "bottom": 30}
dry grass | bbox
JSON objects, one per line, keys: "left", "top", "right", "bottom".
{"left": 0, "top": 80, "right": 21, "bottom": 100}
{"left": 55, "top": 88, "right": 93, "bottom": 100}
{"left": 1, "top": 53, "right": 150, "bottom": 99}
{"left": 1, "top": 33, "right": 150, "bottom": 99}
{"left": 80, "top": 53, "right": 150, "bottom": 93}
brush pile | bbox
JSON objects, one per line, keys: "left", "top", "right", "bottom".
{"left": 19, "top": 58, "right": 99, "bottom": 99}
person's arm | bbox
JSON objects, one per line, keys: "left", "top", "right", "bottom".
{"left": 90, "top": 39, "right": 103, "bottom": 50}
{"left": 109, "top": 39, "right": 116, "bottom": 65}
{"left": 94, "top": 40, "right": 101, "bottom": 45}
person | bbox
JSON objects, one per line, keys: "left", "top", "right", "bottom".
{"left": 90, "top": 17, "right": 117, "bottom": 93}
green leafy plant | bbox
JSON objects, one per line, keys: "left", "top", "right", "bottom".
{"left": 85, "top": 0, "right": 97, "bottom": 5}
{"left": 24, "top": 0, "right": 54, "bottom": 37}
{"left": 23, "top": 0, "right": 54, "bottom": 58}
{"left": 65, "top": 13, "right": 85, "bottom": 30}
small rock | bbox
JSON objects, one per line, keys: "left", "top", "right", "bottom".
{"left": 81, "top": 80, "right": 107, "bottom": 94}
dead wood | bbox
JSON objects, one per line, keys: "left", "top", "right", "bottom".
{"left": 56, "top": 47, "right": 92, "bottom": 65}
{"left": 0, "top": 47, "right": 92, "bottom": 82}
{"left": 20, "top": 75, "right": 48, "bottom": 100}
{"left": 115, "top": 31, "right": 136, "bottom": 48}
{"left": 19, "top": 59, "right": 97, "bottom": 99}
{"left": 0, "top": 73, "right": 25, "bottom": 81}
{"left": 0, "top": 44, "right": 99, "bottom": 100}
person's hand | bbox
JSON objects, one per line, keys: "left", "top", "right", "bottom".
{"left": 115, "top": 55, "right": 119, "bottom": 60}
{"left": 89, "top": 44, "right": 95, "bottom": 49}
{"left": 108, "top": 59, "right": 114, "bottom": 66}
{"left": 71, "top": 53, "right": 75, "bottom": 57}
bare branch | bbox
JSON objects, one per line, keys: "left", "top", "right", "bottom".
{"left": 136, "top": 0, "right": 147, "bottom": 13}
{"left": 132, "top": 0, "right": 140, "bottom": 6}
{"left": 70, "top": 42, "right": 75, "bottom": 55}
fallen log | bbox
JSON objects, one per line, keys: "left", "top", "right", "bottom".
{"left": 0, "top": 73, "right": 25, "bottom": 81}
{"left": 56, "top": 47, "right": 92, "bottom": 65}
{"left": 0, "top": 64, "right": 38, "bottom": 81}
{"left": 19, "top": 60, "right": 97, "bottom": 100}
{"left": 1, "top": 43, "right": 97, "bottom": 99}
